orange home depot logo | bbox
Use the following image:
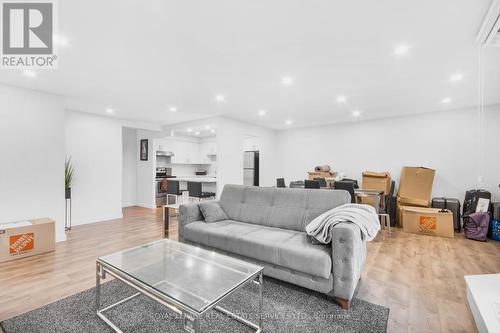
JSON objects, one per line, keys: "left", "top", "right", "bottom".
{"left": 419, "top": 216, "right": 437, "bottom": 233}
{"left": 9, "top": 233, "right": 34, "bottom": 255}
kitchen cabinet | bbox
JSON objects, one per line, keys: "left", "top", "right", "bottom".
{"left": 169, "top": 140, "right": 197, "bottom": 164}
{"left": 153, "top": 138, "right": 216, "bottom": 165}
{"left": 199, "top": 141, "right": 217, "bottom": 164}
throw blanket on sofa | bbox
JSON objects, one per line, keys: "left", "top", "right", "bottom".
{"left": 305, "top": 204, "right": 380, "bottom": 243}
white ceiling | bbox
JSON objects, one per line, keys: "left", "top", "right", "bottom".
{"left": 1, "top": 0, "right": 500, "bottom": 129}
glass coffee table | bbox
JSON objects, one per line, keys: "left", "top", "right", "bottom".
{"left": 96, "top": 239, "right": 264, "bottom": 333}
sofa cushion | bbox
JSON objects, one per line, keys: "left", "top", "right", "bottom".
{"left": 219, "top": 185, "right": 350, "bottom": 232}
{"left": 198, "top": 201, "right": 228, "bottom": 223}
{"left": 183, "top": 220, "right": 332, "bottom": 279}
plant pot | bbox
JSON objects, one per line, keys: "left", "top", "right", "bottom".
{"left": 65, "top": 187, "right": 71, "bottom": 199}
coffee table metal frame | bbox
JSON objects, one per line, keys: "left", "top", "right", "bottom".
{"left": 96, "top": 258, "right": 264, "bottom": 333}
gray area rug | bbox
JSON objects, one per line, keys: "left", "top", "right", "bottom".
{"left": 1, "top": 277, "right": 388, "bottom": 332}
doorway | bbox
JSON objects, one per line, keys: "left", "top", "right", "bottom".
{"left": 243, "top": 151, "right": 259, "bottom": 186}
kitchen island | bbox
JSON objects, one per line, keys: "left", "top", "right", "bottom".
{"left": 173, "top": 177, "right": 217, "bottom": 183}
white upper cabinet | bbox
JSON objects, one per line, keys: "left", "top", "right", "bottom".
{"left": 199, "top": 140, "right": 217, "bottom": 164}
{"left": 169, "top": 140, "right": 197, "bottom": 164}
{"left": 154, "top": 138, "right": 216, "bottom": 165}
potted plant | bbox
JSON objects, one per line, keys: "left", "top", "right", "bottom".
{"left": 65, "top": 157, "right": 75, "bottom": 199}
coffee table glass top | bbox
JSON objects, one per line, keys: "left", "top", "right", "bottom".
{"left": 98, "top": 239, "right": 263, "bottom": 313}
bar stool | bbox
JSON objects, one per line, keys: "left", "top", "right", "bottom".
{"left": 187, "top": 182, "right": 216, "bottom": 201}
{"left": 166, "top": 180, "right": 183, "bottom": 205}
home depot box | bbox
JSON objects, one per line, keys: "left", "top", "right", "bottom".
{"left": 401, "top": 206, "right": 454, "bottom": 238}
{"left": 0, "top": 218, "right": 55, "bottom": 263}
{"left": 397, "top": 167, "right": 435, "bottom": 204}
{"left": 361, "top": 171, "right": 392, "bottom": 206}
{"left": 397, "top": 197, "right": 431, "bottom": 227}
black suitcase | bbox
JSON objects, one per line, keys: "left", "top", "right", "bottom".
{"left": 386, "top": 196, "right": 397, "bottom": 227}
{"left": 491, "top": 202, "right": 500, "bottom": 221}
{"left": 432, "top": 197, "right": 461, "bottom": 232}
{"left": 463, "top": 190, "right": 491, "bottom": 215}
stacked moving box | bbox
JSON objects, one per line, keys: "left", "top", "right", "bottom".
{"left": 361, "top": 171, "right": 392, "bottom": 207}
{"left": 396, "top": 167, "right": 436, "bottom": 226}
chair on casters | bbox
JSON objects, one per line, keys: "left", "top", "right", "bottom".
{"left": 276, "top": 178, "right": 286, "bottom": 188}
{"left": 187, "top": 182, "right": 215, "bottom": 201}
{"left": 304, "top": 180, "right": 320, "bottom": 189}
{"left": 334, "top": 181, "right": 356, "bottom": 203}
{"left": 313, "top": 177, "right": 327, "bottom": 188}
{"left": 166, "top": 180, "right": 183, "bottom": 205}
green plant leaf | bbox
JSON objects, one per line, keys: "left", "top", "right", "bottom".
{"left": 65, "top": 157, "right": 75, "bottom": 189}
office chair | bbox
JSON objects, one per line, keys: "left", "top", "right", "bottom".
{"left": 187, "top": 181, "right": 216, "bottom": 201}
{"left": 342, "top": 178, "right": 359, "bottom": 189}
{"left": 334, "top": 180, "right": 356, "bottom": 203}
{"left": 313, "top": 177, "right": 327, "bottom": 188}
{"left": 289, "top": 180, "right": 305, "bottom": 188}
{"left": 277, "top": 178, "right": 286, "bottom": 188}
{"left": 304, "top": 180, "right": 320, "bottom": 189}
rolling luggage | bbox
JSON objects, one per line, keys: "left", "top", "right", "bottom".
{"left": 489, "top": 219, "right": 500, "bottom": 241}
{"left": 431, "top": 197, "right": 461, "bottom": 232}
{"left": 463, "top": 212, "right": 490, "bottom": 242}
{"left": 490, "top": 202, "right": 500, "bottom": 221}
{"left": 463, "top": 189, "right": 491, "bottom": 215}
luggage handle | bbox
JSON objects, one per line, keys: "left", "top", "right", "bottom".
{"left": 439, "top": 197, "right": 448, "bottom": 213}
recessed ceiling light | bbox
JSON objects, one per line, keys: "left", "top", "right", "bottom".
{"left": 281, "top": 76, "right": 293, "bottom": 86}
{"left": 169, "top": 106, "right": 177, "bottom": 112}
{"left": 210, "top": 129, "right": 216, "bottom": 133}
{"left": 187, "top": 128, "right": 193, "bottom": 132}
{"left": 53, "top": 34, "right": 70, "bottom": 47}
{"left": 285, "top": 119, "right": 293, "bottom": 125}
{"left": 215, "top": 94, "right": 225, "bottom": 102}
{"left": 337, "top": 95, "right": 347, "bottom": 104}
{"left": 394, "top": 44, "right": 410, "bottom": 56}
{"left": 105, "top": 107, "right": 114, "bottom": 114}
{"left": 352, "top": 110, "right": 361, "bottom": 117}
{"left": 22, "top": 70, "right": 37, "bottom": 78}
{"left": 441, "top": 97, "right": 452, "bottom": 104}
{"left": 170, "top": 131, "right": 175, "bottom": 137}
{"left": 204, "top": 125, "right": 211, "bottom": 130}
{"left": 258, "top": 109, "right": 267, "bottom": 116}
{"left": 195, "top": 131, "right": 200, "bottom": 135}
{"left": 450, "top": 72, "right": 463, "bottom": 82}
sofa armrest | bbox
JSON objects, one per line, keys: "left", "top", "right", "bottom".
{"left": 330, "top": 223, "right": 367, "bottom": 304}
{"left": 178, "top": 203, "right": 204, "bottom": 241}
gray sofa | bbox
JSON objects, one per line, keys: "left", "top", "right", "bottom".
{"left": 178, "top": 184, "right": 366, "bottom": 310}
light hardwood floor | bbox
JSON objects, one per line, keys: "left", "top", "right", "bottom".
{"left": 1, "top": 207, "right": 499, "bottom": 332}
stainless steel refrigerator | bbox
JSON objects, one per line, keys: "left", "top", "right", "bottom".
{"left": 243, "top": 151, "right": 259, "bottom": 186}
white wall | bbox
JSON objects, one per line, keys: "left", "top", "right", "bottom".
{"left": 216, "top": 117, "right": 277, "bottom": 196}
{"left": 122, "top": 127, "right": 137, "bottom": 207}
{"left": 136, "top": 129, "right": 156, "bottom": 208}
{"left": 0, "top": 84, "right": 66, "bottom": 241}
{"left": 276, "top": 106, "right": 500, "bottom": 201}
{"left": 65, "top": 111, "right": 123, "bottom": 225}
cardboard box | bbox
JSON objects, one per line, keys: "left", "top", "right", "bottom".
{"left": 308, "top": 171, "right": 336, "bottom": 180}
{"left": 0, "top": 218, "right": 55, "bottom": 263}
{"left": 361, "top": 171, "right": 391, "bottom": 206}
{"left": 401, "top": 206, "right": 454, "bottom": 238}
{"left": 397, "top": 197, "right": 431, "bottom": 227}
{"left": 397, "top": 167, "right": 435, "bottom": 204}
{"left": 362, "top": 171, "right": 392, "bottom": 194}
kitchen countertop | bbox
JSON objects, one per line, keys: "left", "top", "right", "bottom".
{"left": 173, "top": 177, "right": 217, "bottom": 183}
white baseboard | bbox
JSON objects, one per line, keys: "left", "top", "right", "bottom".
{"left": 71, "top": 213, "right": 124, "bottom": 227}
{"left": 56, "top": 232, "right": 67, "bottom": 242}
{"left": 135, "top": 203, "right": 157, "bottom": 209}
